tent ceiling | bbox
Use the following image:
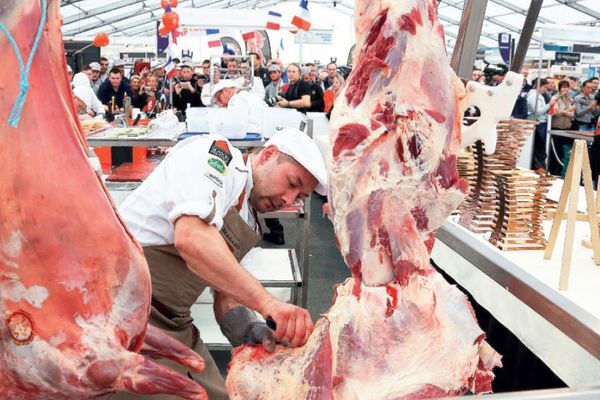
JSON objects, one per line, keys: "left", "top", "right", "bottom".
{"left": 60, "top": 0, "right": 600, "bottom": 50}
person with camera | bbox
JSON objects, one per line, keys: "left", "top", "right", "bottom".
{"left": 173, "top": 62, "right": 202, "bottom": 116}
{"left": 276, "top": 63, "right": 311, "bottom": 114}
{"left": 264, "top": 64, "right": 284, "bottom": 106}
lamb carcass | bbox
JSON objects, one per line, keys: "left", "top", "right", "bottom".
{"left": 0, "top": 1, "right": 206, "bottom": 398}
{"left": 226, "top": 0, "right": 502, "bottom": 398}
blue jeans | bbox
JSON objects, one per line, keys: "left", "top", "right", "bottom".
{"left": 578, "top": 123, "right": 595, "bottom": 132}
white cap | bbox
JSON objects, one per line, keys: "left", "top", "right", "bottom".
{"left": 72, "top": 72, "right": 91, "bottom": 88}
{"left": 89, "top": 62, "right": 101, "bottom": 71}
{"left": 211, "top": 79, "right": 240, "bottom": 101}
{"left": 112, "top": 59, "right": 125, "bottom": 67}
{"left": 151, "top": 60, "right": 164, "bottom": 70}
{"left": 264, "top": 128, "right": 328, "bottom": 195}
{"left": 179, "top": 61, "right": 194, "bottom": 69}
{"left": 73, "top": 86, "right": 95, "bottom": 108}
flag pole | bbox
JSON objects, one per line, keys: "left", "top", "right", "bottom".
{"left": 168, "top": 31, "right": 174, "bottom": 109}
{"left": 299, "top": 32, "right": 303, "bottom": 64}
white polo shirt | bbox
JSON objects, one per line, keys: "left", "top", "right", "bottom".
{"left": 228, "top": 90, "right": 266, "bottom": 134}
{"left": 119, "top": 135, "right": 255, "bottom": 246}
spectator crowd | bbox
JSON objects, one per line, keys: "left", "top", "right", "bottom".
{"left": 467, "top": 63, "right": 600, "bottom": 179}
{"left": 68, "top": 52, "right": 346, "bottom": 123}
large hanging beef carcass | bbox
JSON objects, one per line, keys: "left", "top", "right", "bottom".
{"left": 226, "top": 0, "right": 502, "bottom": 398}
{"left": 0, "top": 1, "right": 206, "bottom": 398}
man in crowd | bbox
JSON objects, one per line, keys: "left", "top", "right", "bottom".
{"left": 238, "top": 59, "right": 265, "bottom": 101}
{"left": 201, "top": 59, "right": 211, "bottom": 83}
{"left": 99, "top": 56, "right": 109, "bottom": 83}
{"left": 224, "top": 59, "right": 241, "bottom": 80}
{"left": 112, "top": 59, "right": 129, "bottom": 85}
{"left": 173, "top": 62, "right": 202, "bottom": 114}
{"left": 277, "top": 63, "right": 311, "bottom": 114}
{"left": 250, "top": 52, "right": 270, "bottom": 87}
{"left": 264, "top": 64, "right": 284, "bottom": 105}
{"left": 212, "top": 80, "right": 266, "bottom": 134}
{"left": 304, "top": 62, "right": 323, "bottom": 91}
{"left": 114, "top": 129, "right": 327, "bottom": 399}
{"left": 574, "top": 79, "right": 599, "bottom": 131}
{"left": 89, "top": 62, "right": 103, "bottom": 95}
{"left": 97, "top": 67, "right": 134, "bottom": 113}
{"left": 302, "top": 66, "right": 324, "bottom": 112}
{"left": 323, "top": 62, "right": 337, "bottom": 90}
{"left": 568, "top": 76, "right": 580, "bottom": 99}
{"left": 511, "top": 71, "right": 531, "bottom": 119}
{"left": 201, "top": 64, "right": 222, "bottom": 106}
{"left": 81, "top": 64, "right": 93, "bottom": 81}
{"left": 471, "top": 68, "right": 483, "bottom": 82}
{"left": 527, "top": 78, "right": 557, "bottom": 170}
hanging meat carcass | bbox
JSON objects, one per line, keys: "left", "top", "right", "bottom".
{"left": 226, "top": 0, "right": 502, "bottom": 398}
{"left": 0, "top": 1, "right": 206, "bottom": 398}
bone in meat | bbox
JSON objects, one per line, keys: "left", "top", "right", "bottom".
{"left": 226, "top": 1, "right": 501, "bottom": 398}
{"left": 0, "top": 1, "right": 206, "bottom": 398}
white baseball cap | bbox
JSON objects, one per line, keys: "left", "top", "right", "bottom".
{"left": 264, "top": 128, "right": 328, "bottom": 196}
{"left": 151, "top": 60, "right": 164, "bottom": 70}
{"left": 112, "top": 59, "right": 125, "bottom": 67}
{"left": 211, "top": 79, "right": 240, "bottom": 101}
{"left": 89, "top": 62, "right": 101, "bottom": 71}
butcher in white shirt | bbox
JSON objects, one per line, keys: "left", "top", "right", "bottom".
{"left": 212, "top": 79, "right": 266, "bottom": 134}
{"left": 117, "top": 130, "right": 327, "bottom": 400}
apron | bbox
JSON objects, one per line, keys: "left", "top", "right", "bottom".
{"left": 107, "top": 186, "right": 261, "bottom": 400}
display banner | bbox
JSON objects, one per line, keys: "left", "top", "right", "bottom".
{"left": 294, "top": 29, "right": 333, "bottom": 45}
{"left": 555, "top": 51, "right": 581, "bottom": 65}
{"left": 498, "top": 33, "right": 512, "bottom": 65}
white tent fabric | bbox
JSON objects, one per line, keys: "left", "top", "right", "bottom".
{"left": 60, "top": 0, "right": 600, "bottom": 52}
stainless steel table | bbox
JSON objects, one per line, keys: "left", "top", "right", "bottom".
{"left": 432, "top": 219, "right": 600, "bottom": 386}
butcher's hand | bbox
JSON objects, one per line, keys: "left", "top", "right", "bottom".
{"left": 261, "top": 299, "right": 313, "bottom": 347}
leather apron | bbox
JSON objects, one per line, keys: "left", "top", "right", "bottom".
{"left": 108, "top": 188, "right": 261, "bottom": 400}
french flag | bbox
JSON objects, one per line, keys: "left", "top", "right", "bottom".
{"left": 291, "top": 0, "right": 311, "bottom": 32}
{"left": 164, "top": 57, "right": 177, "bottom": 79}
{"left": 207, "top": 28, "right": 221, "bottom": 48}
{"left": 242, "top": 30, "right": 256, "bottom": 41}
{"left": 266, "top": 10, "right": 282, "bottom": 30}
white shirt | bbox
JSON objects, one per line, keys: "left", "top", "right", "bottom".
{"left": 234, "top": 76, "right": 266, "bottom": 101}
{"left": 526, "top": 90, "right": 551, "bottom": 123}
{"left": 228, "top": 90, "right": 266, "bottom": 133}
{"left": 119, "top": 135, "right": 254, "bottom": 246}
{"left": 201, "top": 83, "right": 213, "bottom": 106}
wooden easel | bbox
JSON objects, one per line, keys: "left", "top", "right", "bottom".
{"left": 543, "top": 140, "right": 600, "bottom": 290}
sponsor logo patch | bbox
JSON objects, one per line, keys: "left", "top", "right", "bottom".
{"left": 208, "top": 157, "right": 226, "bottom": 174}
{"left": 209, "top": 140, "right": 232, "bottom": 166}
{"left": 204, "top": 171, "right": 224, "bottom": 187}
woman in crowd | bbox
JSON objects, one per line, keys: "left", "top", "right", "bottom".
{"left": 550, "top": 80, "right": 576, "bottom": 130}
{"left": 550, "top": 80, "right": 577, "bottom": 176}
{"left": 130, "top": 75, "right": 145, "bottom": 109}
{"left": 323, "top": 73, "right": 345, "bottom": 113}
